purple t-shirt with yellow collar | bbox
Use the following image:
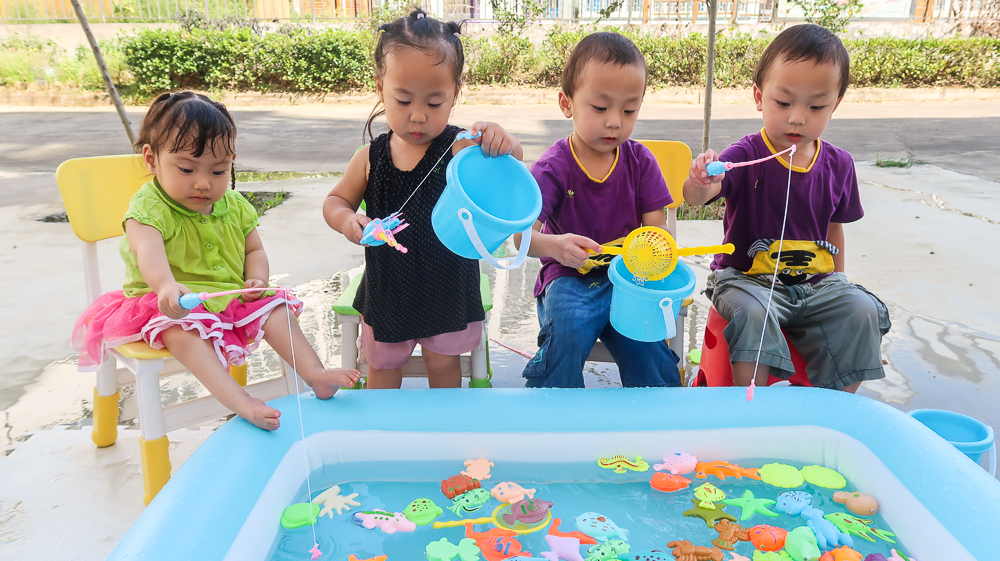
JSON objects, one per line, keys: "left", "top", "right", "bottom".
{"left": 711, "top": 130, "right": 863, "bottom": 285}
{"left": 532, "top": 137, "right": 673, "bottom": 297}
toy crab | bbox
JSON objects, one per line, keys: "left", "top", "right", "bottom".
{"left": 666, "top": 540, "right": 725, "bottom": 561}
{"left": 360, "top": 212, "right": 409, "bottom": 253}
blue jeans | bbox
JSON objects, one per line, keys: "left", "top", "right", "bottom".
{"left": 522, "top": 274, "right": 681, "bottom": 388}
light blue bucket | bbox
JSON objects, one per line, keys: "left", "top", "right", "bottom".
{"left": 909, "top": 409, "right": 996, "bottom": 476}
{"left": 608, "top": 255, "right": 696, "bottom": 342}
{"left": 431, "top": 145, "right": 542, "bottom": 269}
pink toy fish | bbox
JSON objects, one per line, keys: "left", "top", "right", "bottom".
{"left": 490, "top": 482, "right": 536, "bottom": 504}
{"left": 352, "top": 510, "right": 417, "bottom": 534}
{"left": 653, "top": 452, "right": 698, "bottom": 474}
{"left": 309, "top": 544, "right": 322, "bottom": 560}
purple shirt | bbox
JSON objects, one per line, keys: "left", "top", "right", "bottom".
{"left": 532, "top": 138, "right": 674, "bottom": 297}
{"left": 712, "top": 131, "right": 863, "bottom": 284}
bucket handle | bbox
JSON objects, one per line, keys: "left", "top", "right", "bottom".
{"left": 659, "top": 297, "right": 677, "bottom": 340}
{"left": 458, "top": 208, "right": 532, "bottom": 270}
{"left": 987, "top": 425, "right": 997, "bottom": 476}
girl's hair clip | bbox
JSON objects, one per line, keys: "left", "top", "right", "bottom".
{"left": 453, "top": 32, "right": 460, "bottom": 37}
{"left": 416, "top": 12, "right": 424, "bottom": 18}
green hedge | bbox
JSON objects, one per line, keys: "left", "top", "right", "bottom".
{"left": 6, "top": 29, "right": 1000, "bottom": 96}
{"left": 121, "top": 27, "right": 374, "bottom": 95}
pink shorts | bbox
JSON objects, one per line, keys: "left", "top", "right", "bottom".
{"left": 360, "top": 317, "right": 482, "bottom": 370}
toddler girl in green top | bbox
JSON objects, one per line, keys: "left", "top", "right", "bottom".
{"left": 73, "top": 91, "right": 359, "bottom": 430}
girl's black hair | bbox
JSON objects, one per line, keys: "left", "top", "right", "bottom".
{"left": 136, "top": 91, "right": 239, "bottom": 189}
{"left": 364, "top": 8, "right": 465, "bottom": 142}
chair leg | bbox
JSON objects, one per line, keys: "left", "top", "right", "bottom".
{"left": 469, "top": 325, "right": 490, "bottom": 388}
{"left": 229, "top": 362, "right": 248, "bottom": 386}
{"left": 134, "top": 358, "right": 171, "bottom": 505}
{"left": 92, "top": 356, "right": 120, "bottom": 447}
{"left": 340, "top": 314, "right": 360, "bottom": 370}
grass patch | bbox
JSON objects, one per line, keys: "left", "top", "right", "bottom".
{"left": 238, "top": 191, "right": 291, "bottom": 216}
{"left": 677, "top": 201, "right": 726, "bottom": 221}
{"left": 236, "top": 171, "right": 343, "bottom": 182}
{"left": 874, "top": 155, "right": 920, "bottom": 168}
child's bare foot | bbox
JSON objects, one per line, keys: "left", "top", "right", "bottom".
{"left": 235, "top": 397, "right": 281, "bottom": 430}
{"left": 307, "top": 368, "right": 362, "bottom": 399}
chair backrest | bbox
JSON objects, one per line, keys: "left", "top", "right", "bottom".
{"left": 56, "top": 154, "right": 149, "bottom": 243}
{"left": 636, "top": 139, "right": 692, "bottom": 209}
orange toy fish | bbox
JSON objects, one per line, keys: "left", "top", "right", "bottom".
{"left": 348, "top": 556, "right": 387, "bottom": 561}
{"left": 650, "top": 472, "right": 692, "bottom": 492}
{"left": 748, "top": 524, "right": 788, "bottom": 552}
{"left": 819, "top": 546, "right": 863, "bottom": 561}
{"left": 548, "top": 517, "right": 598, "bottom": 544}
{"left": 695, "top": 461, "right": 761, "bottom": 481}
{"left": 465, "top": 521, "right": 532, "bottom": 560}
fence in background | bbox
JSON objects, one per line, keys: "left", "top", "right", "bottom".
{"left": 0, "top": 0, "right": 994, "bottom": 25}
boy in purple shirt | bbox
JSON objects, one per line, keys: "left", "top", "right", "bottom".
{"left": 515, "top": 32, "right": 681, "bottom": 388}
{"left": 684, "top": 24, "right": 890, "bottom": 391}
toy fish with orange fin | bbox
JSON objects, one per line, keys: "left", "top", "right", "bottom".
{"left": 695, "top": 460, "right": 761, "bottom": 481}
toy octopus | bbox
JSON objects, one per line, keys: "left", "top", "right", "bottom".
{"left": 666, "top": 540, "right": 725, "bottom": 561}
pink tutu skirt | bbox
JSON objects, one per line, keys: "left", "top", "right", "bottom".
{"left": 72, "top": 290, "right": 303, "bottom": 371}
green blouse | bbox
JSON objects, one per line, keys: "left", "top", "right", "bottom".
{"left": 120, "top": 180, "right": 260, "bottom": 312}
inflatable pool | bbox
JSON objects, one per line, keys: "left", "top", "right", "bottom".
{"left": 108, "top": 388, "right": 1000, "bottom": 561}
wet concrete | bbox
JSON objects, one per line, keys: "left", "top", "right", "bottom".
{"left": 1, "top": 101, "right": 998, "bottom": 454}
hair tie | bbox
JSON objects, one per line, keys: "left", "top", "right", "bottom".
{"left": 378, "top": 29, "right": 385, "bottom": 34}
{"left": 416, "top": 12, "right": 424, "bottom": 19}
{"left": 453, "top": 32, "right": 460, "bottom": 37}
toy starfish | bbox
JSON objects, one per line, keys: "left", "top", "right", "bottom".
{"left": 722, "top": 490, "right": 779, "bottom": 521}
{"left": 683, "top": 498, "right": 737, "bottom": 527}
{"left": 312, "top": 485, "right": 361, "bottom": 518}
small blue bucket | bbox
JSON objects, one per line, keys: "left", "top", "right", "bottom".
{"left": 909, "top": 409, "right": 996, "bottom": 475}
{"left": 432, "top": 145, "right": 542, "bottom": 269}
{"left": 608, "top": 255, "right": 696, "bottom": 342}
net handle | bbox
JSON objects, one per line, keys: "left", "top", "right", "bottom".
{"left": 677, "top": 243, "right": 735, "bottom": 257}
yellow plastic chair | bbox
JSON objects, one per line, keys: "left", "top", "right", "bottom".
{"left": 587, "top": 140, "right": 695, "bottom": 378}
{"left": 57, "top": 155, "right": 303, "bottom": 504}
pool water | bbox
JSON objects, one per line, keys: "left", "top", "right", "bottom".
{"left": 269, "top": 458, "right": 910, "bottom": 561}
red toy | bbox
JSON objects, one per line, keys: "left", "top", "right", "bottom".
{"left": 694, "top": 307, "right": 812, "bottom": 388}
{"left": 442, "top": 474, "right": 481, "bottom": 499}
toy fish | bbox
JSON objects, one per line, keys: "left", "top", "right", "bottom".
{"left": 694, "top": 482, "right": 727, "bottom": 509}
{"left": 619, "top": 551, "right": 673, "bottom": 561}
{"left": 695, "top": 460, "right": 761, "bottom": 481}
{"left": 784, "top": 526, "right": 821, "bottom": 561}
{"left": 598, "top": 455, "right": 649, "bottom": 473}
{"left": 352, "top": 510, "right": 417, "bottom": 534}
{"left": 449, "top": 487, "right": 492, "bottom": 516}
{"left": 490, "top": 481, "right": 536, "bottom": 504}
{"left": 748, "top": 525, "right": 788, "bottom": 552}
{"left": 650, "top": 472, "right": 691, "bottom": 492}
{"left": 819, "top": 546, "right": 863, "bottom": 561}
{"left": 824, "top": 513, "right": 896, "bottom": 544}
{"left": 575, "top": 512, "right": 629, "bottom": 542}
{"left": 502, "top": 498, "right": 553, "bottom": 525}
{"left": 653, "top": 452, "right": 698, "bottom": 474}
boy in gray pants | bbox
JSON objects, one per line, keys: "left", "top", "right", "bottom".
{"left": 684, "top": 24, "right": 890, "bottom": 391}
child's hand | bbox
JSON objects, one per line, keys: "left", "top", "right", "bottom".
{"left": 690, "top": 149, "right": 724, "bottom": 188}
{"left": 242, "top": 278, "right": 267, "bottom": 302}
{"left": 552, "top": 234, "right": 602, "bottom": 269}
{"left": 469, "top": 121, "right": 517, "bottom": 158}
{"left": 344, "top": 213, "right": 372, "bottom": 245}
{"left": 158, "top": 282, "right": 191, "bottom": 320}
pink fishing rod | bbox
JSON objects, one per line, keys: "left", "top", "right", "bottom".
{"left": 179, "top": 287, "right": 295, "bottom": 310}
{"left": 706, "top": 145, "right": 796, "bottom": 177}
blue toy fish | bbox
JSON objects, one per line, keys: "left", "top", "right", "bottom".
{"left": 575, "top": 512, "right": 629, "bottom": 542}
